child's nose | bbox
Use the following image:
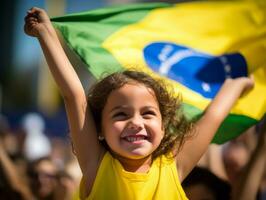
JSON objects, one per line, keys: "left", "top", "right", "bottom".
{"left": 128, "top": 116, "right": 144, "bottom": 130}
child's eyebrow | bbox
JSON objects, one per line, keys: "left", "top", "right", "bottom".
{"left": 110, "top": 105, "right": 159, "bottom": 113}
{"left": 110, "top": 105, "right": 128, "bottom": 113}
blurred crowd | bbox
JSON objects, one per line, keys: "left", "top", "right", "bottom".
{"left": 0, "top": 112, "right": 81, "bottom": 200}
{"left": 183, "top": 118, "right": 266, "bottom": 200}
{"left": 0, "top": 112, "right": 265, "bottom": 200}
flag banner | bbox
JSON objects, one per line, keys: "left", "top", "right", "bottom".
{"left": 52, "top": 1, "right": 266, "bottom": 143}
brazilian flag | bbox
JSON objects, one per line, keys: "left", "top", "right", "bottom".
{"left": 51, "top": 1, "right": 266, "bottom": 144}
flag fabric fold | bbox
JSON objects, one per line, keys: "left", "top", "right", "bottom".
{"left": 52, "top": 1, "right": 266, "bottom": 143}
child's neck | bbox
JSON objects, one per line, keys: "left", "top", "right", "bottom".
{"left": 114, "top": 153, "right": 153, "bottom": 173}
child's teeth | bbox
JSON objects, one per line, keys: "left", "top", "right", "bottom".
{"left": 126, "top": 136, "right": 145, "bottom": 142}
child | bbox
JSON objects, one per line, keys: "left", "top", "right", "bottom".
{"left": 24, "top": 7, "right": 254, "bottom": 200}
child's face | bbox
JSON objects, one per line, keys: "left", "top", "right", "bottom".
{"left": 101, "top": 83, "right": 164, "bottom": 160}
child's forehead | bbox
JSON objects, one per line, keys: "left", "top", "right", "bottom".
{"left": 112, "top": 82, "right": 155, "bottom": 96}
{"left": 105, "top": 83, "right": 158, "bottom": 106}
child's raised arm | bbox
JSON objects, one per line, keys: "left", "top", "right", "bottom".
{"left": 176, "top": 77, "right": 254, "bottom": 181}
{"left": 24, "top": 7, "right": 103, "bottom": 186}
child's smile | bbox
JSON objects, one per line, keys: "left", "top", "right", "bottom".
{"left": 101, "top": 83, "right": 164, "bottom": 160}
{"left": 122, "top": 135, "right": 149, "bottom": 143}
{"left": 121, "top": 130, "right": 151, "bottom": 147}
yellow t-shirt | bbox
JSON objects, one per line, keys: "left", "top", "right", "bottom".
{"left": 80, "top": 152, "right": 188, "bottom": 200}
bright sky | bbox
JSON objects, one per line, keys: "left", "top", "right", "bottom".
{"left": 12, "top": 0, "right": 106, "bottom": 72}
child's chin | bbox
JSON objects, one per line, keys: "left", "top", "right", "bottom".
{"left": 113, "top": 147, "right": 152, "bottom": 160}
{"left": 125, "top": 151, "right": 151, "bottom": 160}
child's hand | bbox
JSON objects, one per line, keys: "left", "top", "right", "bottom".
{"left": 225, "top": 76, "right": 254, "bottom": 95}
{"left": 24, "top": 7, "right": 51, "bottom": 37}
{"left": 238, "top": 75, "right": 254, "bottom": 90}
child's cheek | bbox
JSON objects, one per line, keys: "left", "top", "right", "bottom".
{"left": 111, "top": 121, "right": 126, "bottom": 134}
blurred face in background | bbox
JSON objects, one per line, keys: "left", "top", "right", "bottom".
{"left": 222, "top": 129, "right": 256, "bottom": 182}
{"left": 29, "top": 158, "right": 58, "bottom": 199}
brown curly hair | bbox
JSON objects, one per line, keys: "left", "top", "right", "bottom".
{"left": 87, "top": 70, "right": 194, "bottom": 159}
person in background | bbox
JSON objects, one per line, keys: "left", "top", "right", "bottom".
{"left": 182, "top": 166, "right": 231, "bottom": 200}
{"left": 27, "top": 156, "right": 59, "bottom": 200}
{"left": 0, "top": 114, "right": 34, "bottom": 200}
{"left": 198, "top": 117, "right": 266, "bottom": 200}
{"left": 22, "top": 112, "right": 51, "bottom": 161}
{"left": 232, "top": 117, "right": 266, "bottom": 200}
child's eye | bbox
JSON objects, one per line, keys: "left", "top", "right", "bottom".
{"left": 112, "top": 112, "right": 127, "bottom": 119}
{"left": 142, "top": 111, "right": 156, "bottom": 117}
